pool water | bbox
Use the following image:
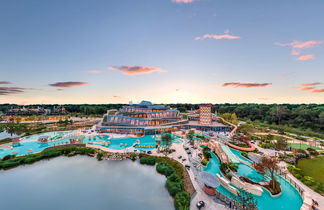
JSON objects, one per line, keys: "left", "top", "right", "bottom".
{"left": 230, "top": 148, "right": 253, "bottom": 164}
{"left": 0, "top": 132, "right": 183, "bottom": 158}
{"left": 204, "top": 151, "right": 303, "bottom": 210}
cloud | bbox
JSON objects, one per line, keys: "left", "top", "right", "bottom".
{"left": 275, "top": 40, "right": 323, "bottom": 60}
{"left": 312, "top": 89, "right": 324, "bottom": 93}
{"left": 301, "top": 82, "right": 322, "bottom": 86}
{"left": 291, "top": 50, "right": 300, "bottom": 55}
{"left": 49, "top": 82, "right": 89, "bottom": 88}
{"left": 195, "top": 34, "right": 241, "bottom": 40}
{"left": 108, "top": 66, "right": 166, "bottom": 75}
{"left": 172, "top": 0, "right": 195, "bottom": 3}
{"left": 221, "top": 82, "right": 272, "bottom": 88}
{"left": 0, "top": 81, "right": 11, "bottom": 85}
{"left": 299, "top": 86, "right": 315, "bottom": 91}
{"left": 0, "top": 87, "right": 25, "bottom": 95}
{"left": 297, "top": 54, "right": 315, "bottom": 61}
{"left": 82, "top": 70, "right": 104, "bottom": 74}
{"left": 275, "top": 40, "right": 324, "bottom": 49}
{"left": 295, "top": 82, "right": 324, "bottom": 93}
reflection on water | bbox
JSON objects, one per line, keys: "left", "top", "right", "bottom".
{"left": 0, "top": 131, "right": 21, "bottom": 140}
{"left": 0, "top": 156, "right": 174, "bottom": 210}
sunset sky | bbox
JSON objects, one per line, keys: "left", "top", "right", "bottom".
{"left": 1, "top": 0, "right": 324, "bottom": 104}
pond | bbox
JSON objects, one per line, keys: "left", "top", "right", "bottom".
{"left": 0, "top": 156, "right": 174, "bottom": 210}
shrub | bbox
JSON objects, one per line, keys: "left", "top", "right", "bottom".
{"left": 166, "top": 178, "right": 183, "bottom": 196}
{"left": 0, "top": 159, "right": 20, "bottom": 169}
{"left": 2, "top": 155, "right": 16, "bottom": 161}
{"left": 241, "top": 151, "right": 249, "bottom": 158}
{"left": 174, "top": 192, "right": 190, "bottom": 210}
{"left": 139, "top": 157, "right": 156, "bottom": 165}
{"left": 156, "top": 162, "right": 175, "bottom": 176}
{"left": 201, "top": 159, "right": 208, "bottom": 166}
{"left": 202, "top": 147, "right": 211, "bottom": 160}
{"left": 96, "top": 152, "right": 104, "bottom": 161}
{"left": 306, "top": 148, "right": 319, "bottom": 156}
{"left": 42, "top": 150, "right": 62, "bottom": 158}
{"left": 168, "top": 173, "right": 182, "bottom": 183}
{"left": 130, "top": 153, "right": 137, "bottom": 161}
{"left": 302, "top": 176, "right": 315, "bottom": 186}
{"left": 227, "top": 162, "right": 238, "bottom": 172}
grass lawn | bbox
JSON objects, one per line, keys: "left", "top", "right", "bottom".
{"left": 288, "top": 143, "right": 323, "bottom": 150}
{"left": 298, "top": 156, "right": 324, "bottom": 184}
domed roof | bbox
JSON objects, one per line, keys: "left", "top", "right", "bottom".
{"left": 139, "top": 100, "right": 153, "bottom": 106}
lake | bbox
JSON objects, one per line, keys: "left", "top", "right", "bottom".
{"left": 0, "top": 131, "right": 21, "bottom": 140}
{"left": 0, "top": 156, "right": 174, "bottom": 210}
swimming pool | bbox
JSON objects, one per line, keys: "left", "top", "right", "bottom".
{"left": 0, "top": 132, "right": 183, "bottom": 158}
{"left": 203, "top": 151, "right": 303, "bottom": 210}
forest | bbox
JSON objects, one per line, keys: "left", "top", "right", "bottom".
{"left": 1, "top": 103, "right": 323, "bottom": 136}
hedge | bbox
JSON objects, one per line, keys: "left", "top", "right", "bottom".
{"left": 139, "top": 157, "right": 156, "bottom": 165}
{"left": 0, "top": 146, "right": 95, "bottom": 170}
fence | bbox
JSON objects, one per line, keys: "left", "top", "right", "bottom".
{"left": 275, "top": 168, "right": 305, "bottom": 196}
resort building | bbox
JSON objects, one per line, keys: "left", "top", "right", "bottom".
{"left": 199, "top": 104, "right": 212, "bottom": 125}
{"left": 6, "top": 106, "right": 66, "bottom": 116}
{"left": 98, "top": 101, "right": 187, "bottom": 135}
{"left": 97, "top": 101, "right": 230, "bottom": 135}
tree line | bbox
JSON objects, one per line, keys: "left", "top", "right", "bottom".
{"left": 1, "top": 103, "right": 323, "bottom": 134}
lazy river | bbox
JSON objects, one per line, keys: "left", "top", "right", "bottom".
{"left": 204, "top": 149, "right": 303, "bottom": 210}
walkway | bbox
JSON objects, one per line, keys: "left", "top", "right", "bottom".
{"left": 157, "top": 141, "right": 226, "bottom": 210}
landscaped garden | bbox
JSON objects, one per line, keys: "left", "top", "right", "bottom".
{"left": 298, "top": 156, "right": 324, "bottom": 184}
{"left": 288, "top": 156, "right": 324, "bottom": 195}
{"left": 288, "top": 143, "right": 323, "bottom": 151}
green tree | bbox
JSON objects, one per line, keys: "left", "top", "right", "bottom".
{"left": 236, "top": 190, "right": 258, "bottom": 210}
{"left": 162, "top": 133, "right": 172, "bottom": 148}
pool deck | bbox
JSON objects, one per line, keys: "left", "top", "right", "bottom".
{"left": 162, "top": 142, "right": 227, "bottom": 210}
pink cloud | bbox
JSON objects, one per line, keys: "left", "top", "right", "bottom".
{"left": 221, "top": 82, "right": 272, "bottom": 88}
{"left": 275, "top": 40, "right": 323, "bottom": 60}
{"left": 195, "top": 34, "right": 241, "bottom": 40}
{"left": 291, "top": 49, "right": 300, "bottom": 55}
{"left": 49, "top": 82, "right": 89, "bottom": 88}
{"left": 295, "top": 82, "right": 324, "bottom": 93}
{"left": 82, "top": 70, "right": 104, "bottom": 74}
{"left": 299, "top": 86, "right": 315, "bottom": 91}
{"left": 172, "top": 0, "right": 195, "bottom": 3}
{"left": 275, "top": 40, "right": 324, "bottom": 49}
{"left": 297, "top": 54, "right": 315, "bottom": 61}
{"left": 108, "top": 66, "right": 166, "bottom": 75}
{"left": 312, "top": 89, "right": 324, "bottom": 93}
{"left": 301, "top": 82, "right": 322, "bottom": 86}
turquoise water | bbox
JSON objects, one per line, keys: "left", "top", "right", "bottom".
{"left": 204, "top": 151, "right": 303, "bottom": 210}
{"left": 0, "top": 132, "right": 183, "bottom": 158}
{"left": 222, "top": 146, "right": 265, "bottom": 182}
{"left": 230, "top": 148, "right": 253, "bottom": 164}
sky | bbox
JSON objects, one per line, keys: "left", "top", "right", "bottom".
{"left": 0, "top": 0, "right": 324, "bottom": 105}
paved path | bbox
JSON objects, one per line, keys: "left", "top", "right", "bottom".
{"left": 157, "top": 141, "right": 227, "bottom": 210}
